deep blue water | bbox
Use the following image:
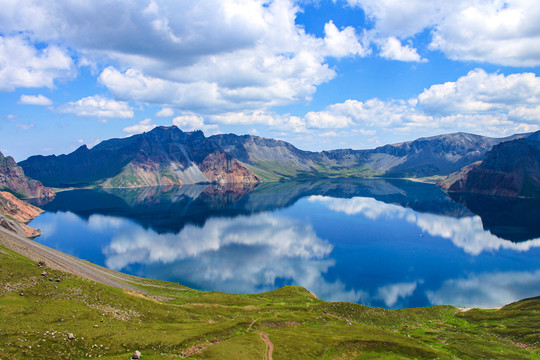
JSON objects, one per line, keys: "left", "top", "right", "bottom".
{"left": 29, "top": 179, "right": 540, "bottom": 309}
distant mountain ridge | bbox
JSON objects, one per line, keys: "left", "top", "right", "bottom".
{"left": 440, "top": 131, "right": 540, "bottom": 197}
{"left": 19, "top": 126, "right": 529, "bottom": 189}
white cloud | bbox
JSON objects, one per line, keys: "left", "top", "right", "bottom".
{"left": 379, "top": 37, "right": 425, "bottom": 62}
{"left": 18, "top": 94, "right": 53, "bottom": 106}
{"left": 123, "top": 118, "right": 157, "bottom": 135}
{"left": 0, "top": 1, "right": 366, "bottom": 111}
{"left": 418, "top": 69, "right": 540, "bottom": 115}
{"left": 210, "top": 111, "right": 308, "bottom": 133}
{"left": 430, "top": 1, "right": 540, "bottom": 67}
{"left": 323, "top": 20, "right": 367, "bottom": 58}
{"left": 58, "top": 95, "right": 134, "bottom": 118}
{"left": 305, "top": 111, "right": 353, "bottom": 129}
{"left": 287, "top": 70, "right": 540, "bottom": 138}
{"left": 346, "top": 0, "right": 446, "bottom": 38}
{"left": 0, "top": 36, "right": 73, "bottom": 91}
{"left": 347, "top": 0, "right": 540, "bottom": 66}
{"left": 173, "top": 114, "right": 220, "bottom": 134}
{"left": 155, "top": 107, "right": 174, "bottom": 117}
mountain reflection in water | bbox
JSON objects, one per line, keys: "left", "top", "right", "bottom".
{"left": 30, "top": 179, "right": 540, "bottom": 309}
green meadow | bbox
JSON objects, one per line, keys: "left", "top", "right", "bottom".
{"left": 0, "top": 244, "right": 538, "bottom": 359}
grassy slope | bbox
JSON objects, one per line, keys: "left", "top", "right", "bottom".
{"left": 0, "top": 245, "right": 539, "bottom": 360}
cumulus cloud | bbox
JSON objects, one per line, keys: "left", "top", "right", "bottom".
{"left": 323, "top": 20, "right": 368, "bottom": 58}
{"left": 430, "top": 1, "right": 540, "bottom": 67}
{"left": 305, "top": 111, "right": 353, "bottom": 128}
{"left": 155, "top": 107, "right": 174, "bottom": 117}
{"left": 379, "top": 37, "right": 425, "bottom": 62}
{"left": 418, "top": 69, "right": 540, "bottom": 116}
{"left": 210, "top": 111, "right": 307, "bottom": 132}
{"left": 123, "top": 118, "right": 157, "bottom": 135}
{"left": 18, "top": 94, "right": 53, "bottom": 106}
{"left": 346, "top": 0, "right": 446, "bottom": 38}
{"left": 0, "top": 36, "right": 73, "bottom": 91}
{"left": 172, "top": 114, "right": 220, "bottom": 134}
{"left": 58, "top": 95, "right": 134, "bottom": 118}
{"left": 0, "top": 1, "right": 366, "bottom": 112}
{"left": 347, "top": 0, "right": 540, "bottom": 66}
{"left": 289, "top": 70, "right": 540, "bottom": 138}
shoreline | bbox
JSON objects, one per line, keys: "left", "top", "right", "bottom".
{"left": 0, "top": 225, "right": 523, "bottom": 312}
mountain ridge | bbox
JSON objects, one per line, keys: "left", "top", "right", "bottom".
{"left": 440, "top": 131, "right": 540, "bottom": 197}
{"left": 19, "top": 126, "right": 531, "bottom": 189}
{"left": 0, "top": 150, "right": 55, "bottom": 199}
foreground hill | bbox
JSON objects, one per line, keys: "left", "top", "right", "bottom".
{"left": 0, "top": 227, "right": 538, "bottom": 359}
{"left": 19, "top": 126, "right": 525, "bottom": 188}
{"left": 0, "top": 151, "right": 54, "bottom": 198}
{"left": 440, "top": 131, "right": 540, "bottom": 197}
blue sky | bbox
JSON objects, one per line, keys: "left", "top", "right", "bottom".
{"left": 1, "top": 0, "right": 540, "bottom": 161}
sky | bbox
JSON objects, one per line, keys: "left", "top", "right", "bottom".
{"left": 1, "top": 0, "right": 540, "bottom": 161}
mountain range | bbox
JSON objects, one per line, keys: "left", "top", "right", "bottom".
{"left": 19, "top": 125, "right": 531, "bottom": 189}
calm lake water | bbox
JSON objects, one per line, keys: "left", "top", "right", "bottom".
{"left": 29, "top": 179, "right": 540, "bottom": 309}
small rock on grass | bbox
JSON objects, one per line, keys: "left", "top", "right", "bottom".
{"left": 67, "top": 333, "right": 74, "bottom": 340}
{"left": 132, "top": 350, "right": 142, "bottom": 359}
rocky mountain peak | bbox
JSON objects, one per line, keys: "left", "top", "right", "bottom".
{"left": 0, "top": 151, "right": 55, "bottom": 199}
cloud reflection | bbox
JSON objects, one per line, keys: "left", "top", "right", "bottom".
{"left": 102, "top": 212, "right": 365, "bottom": 301}
{"left": 426, "top": 269, "right": 540, "bottom": 308}
{"left": 309, "top": 195, "right": 540, "bottom": 255}
{"left": 376, "top": 281, "right": 421, "bottom": 308}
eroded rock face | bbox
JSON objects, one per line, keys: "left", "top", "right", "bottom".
{"left": 0, "top": 192, "right": 43, "bottom": 237}
{"left": 441, "top": 133, "right": 540, "bottom": 198}
{"left": 0, "top": 151, "right": 55, "bottom": 199}
{"left": 0, "top": 191, "right": 43, "bottom": 222}
{"left": 198, "top": 151, "right": 259, "bottom": 184}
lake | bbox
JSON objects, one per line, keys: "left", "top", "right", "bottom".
{"left": 29, "top": 179, "right": 540, "bottom": 309}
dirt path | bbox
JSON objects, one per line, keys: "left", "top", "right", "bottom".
{"left": 0, "top": 227, "right": 143, "bottom": 292}
{"left": 258, "top": 332, "right": 274, "bottom": 360}
{"left": 181, "top": 339, "right": 228, "bottom": 358}
{"left": 247, "top": 319, "right": 258, "bottom": 331}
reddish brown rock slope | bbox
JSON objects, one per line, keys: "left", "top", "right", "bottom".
{"left": 0, "top": 151, "right": 55, "bottom": 199}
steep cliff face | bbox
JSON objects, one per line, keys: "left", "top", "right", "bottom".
{"left": 198, "top": 151, "right": 259, "bottom": 184}
{"left": 21, "top": 127, "right": 260, "bottom": 188}
{"left": 0, "top": 191, "right": 43, "bottom": 237}
{"left": 441, "top": 132, "right": 540, "bottom": 197}
{"left": 0, "top": 151, "right": 55, "bottom": 199}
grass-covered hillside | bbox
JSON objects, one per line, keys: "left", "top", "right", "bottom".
{"left": 0, "top": 244, "right": 539, "bottom": 359}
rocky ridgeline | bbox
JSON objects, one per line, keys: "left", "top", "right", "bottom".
{"left": 20, "top": 126, "right": 530, "bottom": 189}
{"left": 439, "top": 132, "right": 540, "bottom": 198}
{"left": 0, "top": 151, "right": 54, "bottom": 199}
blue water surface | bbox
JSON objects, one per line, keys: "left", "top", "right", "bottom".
{"left": 29, "top": 179, "right": 540, "bottom": 309}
